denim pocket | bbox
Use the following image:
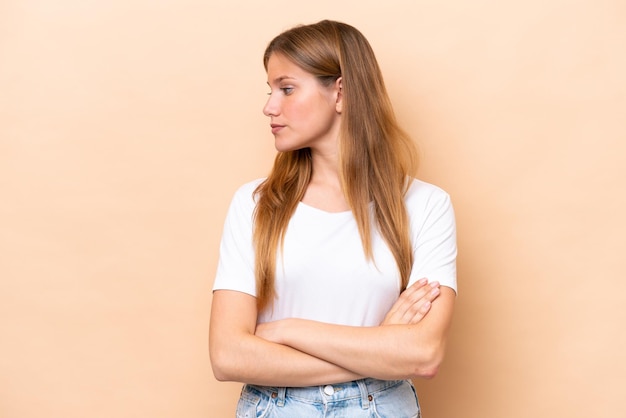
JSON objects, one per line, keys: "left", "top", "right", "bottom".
{"left": 236, "top": 385, "right": 274, "bottom": 418}
{"left": 371, "top": 380, "right": 421, "bottom": 418}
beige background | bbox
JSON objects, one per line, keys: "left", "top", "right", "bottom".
{"left": 1, "top": 0, "right": 625, "bottom": 417}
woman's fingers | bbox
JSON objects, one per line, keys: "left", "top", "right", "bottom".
{"left": 400, "top": 283, "right": 440, "bottom": 324}
{"left": 382, "top": 278, "right": 441, "bottom": 325}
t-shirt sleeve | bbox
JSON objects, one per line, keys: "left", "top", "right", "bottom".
{"left": 408, "top": 185, "right": 458, "bottom": 293}
{"left": 212, "top": 182, "right": 259, "bottom": 296}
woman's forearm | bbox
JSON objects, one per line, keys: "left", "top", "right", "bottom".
{"left": 209, "top": 290, "right": 363, "bottom": 387}
{"left": 256, "top": 287, "right": 455, "bottom": 380}
{"left": 263, "top": 321, "right": 441, "bottom": 380}
{"left": 211, "top": 333, "right": 364, "bottom": 386}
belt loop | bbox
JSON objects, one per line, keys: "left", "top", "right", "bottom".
{"left": 356, "top": 379, "right": 370, "bottom": 409}
{"left": 276, "top": 387, "right": 287, "bottom": 407}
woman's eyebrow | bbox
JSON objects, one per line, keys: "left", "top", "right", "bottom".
{"left": 268, "top": 75, "right": 296, "bottom": 84}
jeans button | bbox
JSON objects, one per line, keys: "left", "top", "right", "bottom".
{"left": 323, "top": 385, "right": 334, "bottom": 395}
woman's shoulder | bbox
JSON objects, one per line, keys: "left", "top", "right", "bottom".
{"left": 406, "top": 177, "right": 450, "bottom": 201}
{"left": 404, "top": 178, "right": 455, "bottom": 227}
{"left": 233, "top": 177, "right": 266, "bottom": 197}
{"left": 227, "top": 177, "right": 266, "bottom": 210}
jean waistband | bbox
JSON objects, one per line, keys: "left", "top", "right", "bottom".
{"left": 245, "top": 378, "right": 405, "bottom": 408}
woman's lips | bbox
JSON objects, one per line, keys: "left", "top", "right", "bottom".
{"left": 270, "top": 124, "right": 285, "bottom": 134}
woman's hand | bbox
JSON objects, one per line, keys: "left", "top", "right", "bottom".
{"left": 381, "top": 278, "right": 440, "bottom": 325}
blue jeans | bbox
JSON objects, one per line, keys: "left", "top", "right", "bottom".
{"left": 236, "top": 378, "right": 421, "bottom": 418}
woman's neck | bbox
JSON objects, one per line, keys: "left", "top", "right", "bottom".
{"left": 301, "top": 149, "right": 349, "bottom": 213}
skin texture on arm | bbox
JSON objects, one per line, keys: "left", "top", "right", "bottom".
{"left": 255, "top": 285, "right": 455, "bottom": 381}
{"left": 209, "top": 289, "right": 364, "bottom": 386}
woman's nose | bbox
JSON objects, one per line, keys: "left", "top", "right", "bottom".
{"left": 263, "top": 94, "right": 279, "bottom": 117}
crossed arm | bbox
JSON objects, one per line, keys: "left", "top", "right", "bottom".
{"left": 209, "top": 279, "right": 454, "bottom": 387}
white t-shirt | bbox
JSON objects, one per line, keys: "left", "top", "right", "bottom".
{"left": 213, "top": 178, "right": 457, "bottom": 327}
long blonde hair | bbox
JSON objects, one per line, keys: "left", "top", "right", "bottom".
{"left": 253, "top": 20, "right": 419, "bottom": 311}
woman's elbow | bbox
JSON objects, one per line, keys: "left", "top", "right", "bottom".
{"left": 416, "top": 363, "right": 440, "bottom": 380}
{"left": 210, "top": 356, "right": 231, "bottom": 382}
{"left": 209, "top": 350, "right": 228, "bottom": 381}
{"left": 410, "top": 344, "right": 445, "bottom": 379}
{"left": 211, "top": 367, "right": 229, "bottom": 382}
{"left": 209, "top": 342, "right": 238, "bottom": 382}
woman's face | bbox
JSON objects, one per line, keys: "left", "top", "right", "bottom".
{"left": 263, "top": 53, "right": 342, "bottom": 153}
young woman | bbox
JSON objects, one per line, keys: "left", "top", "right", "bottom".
{"left": 209, "top": 20, "right": 457, "bottom": 418}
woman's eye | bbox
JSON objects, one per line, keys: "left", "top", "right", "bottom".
{"left": 266, "top": 87, "right": 294, "bottom": 96}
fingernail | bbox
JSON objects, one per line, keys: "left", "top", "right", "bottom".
{"left": 418, "top": 278, "right": 427, "bottom": 284}
{"left": 430, "top": 281, "right": 440, "bottom": 287}
{"left": 430, "top": 287, "right": 440, "bottom": 296}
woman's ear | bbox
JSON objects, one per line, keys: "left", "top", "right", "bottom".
{"left": 335, "top": 77, "right": 343, "bottom": 113}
